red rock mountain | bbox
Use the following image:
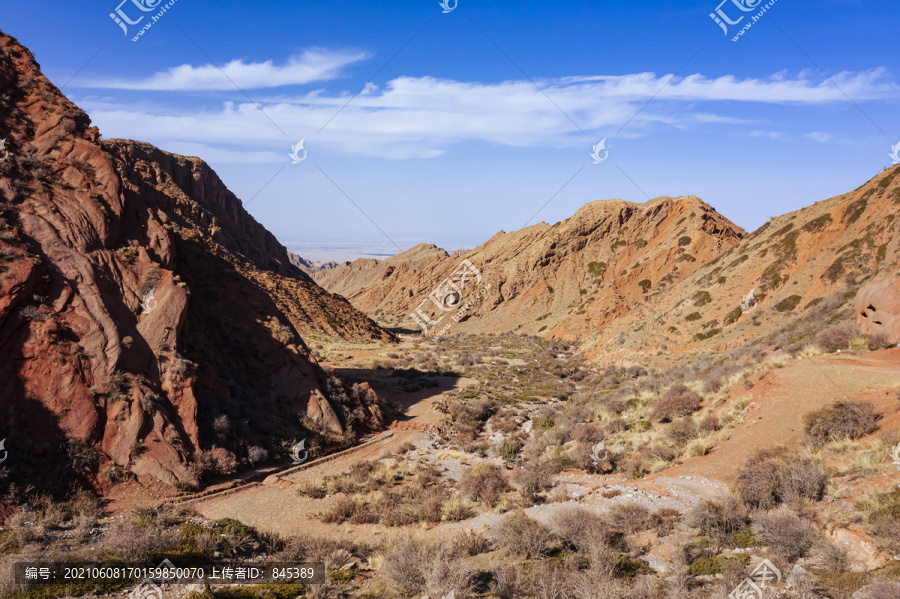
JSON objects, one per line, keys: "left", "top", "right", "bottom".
{"left": 581, "top": 166, "right": 900, "bottom": 360}
{"left": 316, "top": 170, "right": 900, "bottom": 360}
{"left": 0, "top": 31, "right": 391, "bottom": 492}
{"left": 316, "top": 196, "right": 745, "bottom": 340}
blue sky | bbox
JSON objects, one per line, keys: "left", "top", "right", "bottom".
{"left": 4, "top": 0, "right": 899, "bottom": 260}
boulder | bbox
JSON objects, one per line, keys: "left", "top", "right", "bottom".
{"left": 856, "top": 276, "right": 900, "bottom": 344}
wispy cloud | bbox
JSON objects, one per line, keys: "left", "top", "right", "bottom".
{"left": 750, "top": 130, "right": 786, "bottom": 140}
{"left": 79, "top": 65, "right": 899, "bottom": 161}
{"left": 804, "top": 131, "right": 832, "bottom": 143}
{"left": 79, "top": 50, "right": 369, "bottom": 91}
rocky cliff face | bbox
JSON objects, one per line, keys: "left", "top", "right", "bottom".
{"left": 0, "top": 31, "right": 391, "bottom": 493}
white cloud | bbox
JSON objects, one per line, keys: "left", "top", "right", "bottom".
{"left": 80, "top": 50, "right": 369, "bottom": 91}
{"left": 804, "top": 132, "right": 831, "bottom": 143}
{"left": 750, "top": 130, "right": 786, "bottom": 140}
{"left": 80, "top": 67, "right": 899, "bottom": 161}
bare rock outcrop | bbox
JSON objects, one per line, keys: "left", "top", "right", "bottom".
{"left": 0, "top": 30, "right": 390, "bottom": 494}
{"left": 856, "top": 275, "right": 900, "bottom": 344}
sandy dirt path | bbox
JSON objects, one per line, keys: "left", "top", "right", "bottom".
{"left": 665, "top": 348, "right": 900, "bottom": 483}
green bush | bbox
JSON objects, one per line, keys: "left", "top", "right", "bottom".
{"left": 775, "top": 295, "right": 802, "bottom": 312}
{"left": 693, "top": 291, "right": 712, "bottom": 307}
{"left": 587, "top": 261, "right": 607, "bottom": 277}
{"left": 685, "top": 312, "right": 702, "bottom": 321}
{"left": 687, "top": 554, "right": 750, "bottom": 576}
{"left": 678, "top": 236, "right": 692, "bottom": 246}
{"left": 723, "top": 306, "right": 743, "bottom": 325}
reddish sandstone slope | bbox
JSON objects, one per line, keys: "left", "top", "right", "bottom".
{"left": 312, "top": 243, "right": 449, "bottom": 300}
{"left": 0, "top": 31, "right": 391, "bottom": 492}
{"left": 580, "top": 165, "right": 900, "bottom": 359}
{"left": 318, "top": 196, "right": 745, "bottom": 339}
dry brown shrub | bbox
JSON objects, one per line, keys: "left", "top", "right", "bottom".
{"left": 573, "top": 422, "right": 606, "bottom": 444}
{"left": 652, "top": 385, "right": 703, "bottom": 422}
{"left": 104, "top": 517, "right": 181, "bottom": 561}
{"left": 515, "top": 459, "right": 559, "bottom": 495}
{"left": 735, "top": 447, "right": 826, "bottom": 509}
{"left": 666, "top": 417, "right": 699, "bottom": 446}
{"left": 607, "top": 503, "right": 654, "bottom": 534}
{"left": 191, "top": 446, "right": 238, "bottom": 484}
{"left": 459, "top": 463, "right": 510, "bottom": 507}
{"left": 321, "top": 496, "right": 357, "bottom": 524}
{"left": 815, "top": 323, "right": 858, "bottom": 352}
{"left": 699, "top": 413, "right": 720, "bottom": 433}
{"left": 383, "top": 536, "right": 473, "bottom": 597}
{"left": 496, "top": 510, "right": 552, "bottom": 558}
{"left": 856, "top": 581, "right": 900, "bottom": 599}
{"left": 687, "top": 496, "right": 749, "bottom": 545}
{"left": 752, "top": 506, "right": 819, "bottom": 562}
{"left": 803, "top": 401, "right": 880, "bottom": 445}
{"left": 652, "top": 508, "right": 683, "bottom": 536}
{"left": 552, "top": 506, "right": 623, "bottom": 553}
{"left": 451, "top": 530, "right": 492, "bottom": 557}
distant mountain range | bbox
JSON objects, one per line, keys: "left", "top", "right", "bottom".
{"left": 312, "top": 178, "right": 900, "bottom": 357}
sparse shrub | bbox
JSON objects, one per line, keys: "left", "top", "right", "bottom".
{"left": 587, "top": 261, "right": 607, "bottom": 277}
{"left": 460, "top": 463, "right": 510, "bottom": 507}
{"left": 652, "top": 508, "right": 682, "bottom": 536}
{"left": 803, "top": 401, "right": 879, "bottom": 445}
{"left": 117, "top": 246, "right": 139, "bottom": 265}
{"left": 666, "top": 417, "right": 699, "bottom": 446}
{"left": 139, "top": 264, "right": 161, "bottom": 297}
{"left": 383, "top": 536, "right": 472, "bottom": 597}
{"left": 104, "top": 517, "right": 181, "bottom": 561}
{"left": 573, "top": 422, "right": 605, "bottom": 444}
{"left": 699, "top": 413, "right": 720, "bottom": 433}
{"left": 496, "top": 510, "right": 552, "bottom": 558}
{"left": 688, "top": 497, "right": 749, "bottom": 544}
{"left": 866, "top": 333, "right": 895, "bottom": 350}
{"left": 775, "top": 295, "right": 802, "bottom": 312}
{"left": 678, "top": 236, "right": 691, "bottom": 246}
{"left": 516, "top": 459, "right": 558, "bottom": 495}
{"left": 692, "top": 291, "right": 712, "bottom": 307}
{"left": 321, "top": 496, "right": 358, "bottom": 524}
{"left": 248, "top": 446, "right": 269, "bottom": 465}
{"left": 213, "top": 414, "right": 231, "bottom": 436}
{"left": 685, "top": 312, "right": 702, "bottom": 322}
{"left": 553, "top": 506, "right": 622, "bottom": 553}
{"left": 140, "top": 396, "right": 157, "bottom": 414}
{"left": 608, "top": 503, "right": 654, "bottom": 534}
{"left": 652, "top": 385, "right": 703, "bottom": 422}
{"left": 17, "top": 305, "right": 42, "bottom": 321}
{"left": 532, "top": 412, "right": 555, "bottom": 429}
{"left": 856, "top": 580, "right": 900, "bottom": 599}
{"left": 451, "top": 530, "right": 491, "bottom": 557}
{"left": 499, "top": 437, "right": 521, "bottom": 461}
{"left": 191, "top": 447, "right": 239, "bottom": 484}
{"left": 815, "top": 323, "right": 858, "bottom": 352}
{"left": 442, "top": 495, "right": 475, "bottom": 522}
{"left": 735, "top": 448, "right": 826, "bottom": 509}
{"left": 752, "top": 506, "right": 819, "bottom": 561}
